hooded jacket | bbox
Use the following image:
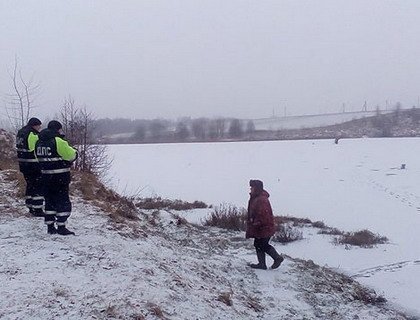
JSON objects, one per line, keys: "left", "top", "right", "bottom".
{"left": 246, "top": 190, "right": 276, "bottom": 239}
{"left": 35, "top": 128, "right": 77, "bottom": 176}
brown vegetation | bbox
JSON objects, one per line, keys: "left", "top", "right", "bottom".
{"left": 336, "top": 229, "right": 388, "bottom": 248}
{"left": 135, "top": 197, "right": 207, "bottom": 211}
{"left": 71, "top": 172, "right": 139, "bottom": 223}
{"left": 203, "top": 203, "right": 247, "bottom": 231}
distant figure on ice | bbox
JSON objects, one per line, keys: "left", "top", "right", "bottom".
{"left": 334, "top": 137, "right": 340, "bottom": 144}
{"left": 16, "top": 117, "right": 45, "bottom": 217}
{"left": 35, "top": 121, "right": 77, "bottom": 235}
{"left": 246, "top": 180, "right": 283, "bottom": 270}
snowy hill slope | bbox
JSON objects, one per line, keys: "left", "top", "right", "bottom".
{"left": 252, "top": 111, "right": 387, "bottom": 131}
{"left": 0, "top": 170, "right": 415, "bottom": 320}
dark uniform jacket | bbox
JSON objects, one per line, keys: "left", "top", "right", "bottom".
{"left": 35, "top": 129, "right": 77, "bottom": 182}
{"left": 16, "top": 125, "right": 40, "bottom": 175}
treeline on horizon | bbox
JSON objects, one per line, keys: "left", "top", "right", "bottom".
{"left": 93, "top": 117, "right": 256, "bottom": 143}
{"left": 93, "top": 107, "right": 420, "bottom": 144}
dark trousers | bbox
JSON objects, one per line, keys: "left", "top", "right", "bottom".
{"left": 43, "top": 174, "right": 72, "bottom": 226}
{"left": 23, "top": 172, "right": 44, "bottom": 213}
{"left": 253, "top": 237, "right": 275, "bottom": 254}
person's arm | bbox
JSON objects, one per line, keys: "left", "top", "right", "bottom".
{"left": 55, "top": 137, "right": 77, "bottom": 161}
{"left": 27, "top": 132, "right": 39, "bottom": 152}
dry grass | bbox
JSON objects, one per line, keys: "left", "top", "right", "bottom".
{"left": 146, "top": 302, "right": 166, "bottom": 319}
{"left": 275, "top": 215, "right": 312, "bottom": 227}
{"left": 272, "top": 224, "right": 303, "bottom": 244}
{"left": 3, "top": 170, "right": 26, "bottom": 197}
{"left": 336, "top": 229, "right": 388, "bottom": 248}
{"left": 246, "top": 296, "right": 264, "bottom": 312}
{"left": 203, "top": 203, "right": 247, "bottom": 231}
{"left": 135, "top": 196, "right": 207, "bottom": 211}
{"left": 0, "top": 129, "right": 17, "bottom": 171}
{"left": 71, "top": 172, "right": 139, "bottom": 222}
{"left": 318, "top": 227, "right": 344, "bottom": 236}
{"left": 217, "top": 292, "right": 233, "bottom": 306}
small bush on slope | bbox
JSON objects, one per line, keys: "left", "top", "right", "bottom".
{"left": 135, "top": 196, "right": 208, "bottom": 211}
{"left": 336, "top": 229, "right": 389, "bottom": 248}
{"left": 203, "top": 203, "right": 247, "bottom": 231}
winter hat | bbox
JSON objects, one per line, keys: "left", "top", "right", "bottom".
{"left": 27, "top": 117, "right": 42, "bottom": 127}
{"left": 249, "top": 179, "right": 264, "bottom": 190}
{"left": 47, "top": 120, "right": 63, "bottom": 131}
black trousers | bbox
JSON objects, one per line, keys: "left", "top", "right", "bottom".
{"left": 23, "top": 172, "right": 44, "bottom": 213}
{"left": 43, "top": 174, "right": 72, "bottom": 226}
{"left": 253, "top": 237, "right": 275, "bottom": 254}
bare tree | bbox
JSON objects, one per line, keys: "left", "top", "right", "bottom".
{"left": 246, "top": 120, "right": 255, "bottom": 135}
{"left": 191, "top": 118, "right": 208, "bottom": 140}
{"left": 228, "top": 119, "right": 243, "bottom": 138}
{"left": 59, "top": 98, "right": 112, "bottom": 176}
{"left": 3, "top": 57, "right": 41, "bottom": 131}
{"left": 175, "top": 121, "right": 190, "bottom": 141}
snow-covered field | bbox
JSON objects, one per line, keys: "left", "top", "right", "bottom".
{"left": 108, "top": 138, "right": 420, "bottom": 316}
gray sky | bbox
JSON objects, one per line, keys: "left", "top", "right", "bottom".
{"left": 1, "top": 0, "right": 420, "bottom": 120}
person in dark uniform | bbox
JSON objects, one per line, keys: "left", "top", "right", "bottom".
{"left": 246, "top": 180, "right": 284, "bottom": 270}
{"left": 35, "top": 120, "right": 77, "bottom": 235}
{"left": 16, "top": 117, "right": 44, "bottom": 217}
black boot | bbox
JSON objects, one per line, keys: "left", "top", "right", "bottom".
{"left": 47, "top": 224, "right": 57, "bottom": 234}
{"left": 57, "top": 226, "right": 75, "bottom": 236}
{"left": 249, "top": 250, "right": 267, "bottom": 270}
{"left": 267, "top": 247, "right": 284, "bottom": 269}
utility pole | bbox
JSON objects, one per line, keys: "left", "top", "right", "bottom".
{"left": 342, "top": 103, "right": 346, "bottom": 113}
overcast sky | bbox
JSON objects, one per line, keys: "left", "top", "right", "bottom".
{"left": 1, "top": 0, "right": 420, "bottom": 120}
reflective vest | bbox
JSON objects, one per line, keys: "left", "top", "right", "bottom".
{"left": 35, "top": 129, "right": 77, "bottom": 175}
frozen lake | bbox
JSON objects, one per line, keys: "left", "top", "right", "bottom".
{"left": 108, "top": 138, "right": 420, "bottom": 315}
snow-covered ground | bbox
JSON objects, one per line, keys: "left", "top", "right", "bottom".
{"left": 0, "top": 170, "right": 410, "bottom": 319}
{"left": 108, "top": 138, "right": 420, "bottom": 316}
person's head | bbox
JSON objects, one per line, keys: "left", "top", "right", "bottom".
{"left": 47, "top": 120, "right": 64, "bottom": 136}
{"left": 249, "top": 179, "right": 264, "bottom": 195}
{"left": 27, "top": 117, "right": 42, "bottom": 132}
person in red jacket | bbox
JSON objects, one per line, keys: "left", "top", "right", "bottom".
{"left": 246, "top": 179, "right": 283, "bottom": 270}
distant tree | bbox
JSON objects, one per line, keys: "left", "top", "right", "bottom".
{"left": 207, "top": 120, "right": 218, "bottom": 140}
{"left": 134, "top": 123, "right": 147, "bottom": 141}
{"left": 149, "top": 119, "right": 167, "bottom": 140}
{"left": 191, "top": 118, "right": 208, "bottom": 140}
{"left": 175, "top": 121, "right": 190, "bottom": 141}
{"left": 246, "top": 120, "right": 255, "bottom": 135}
{"left": 215, "top": 118, "right": 226, "bottom": 138}
{"left": 228, "top": 119, "right": 243, "bottom": 138}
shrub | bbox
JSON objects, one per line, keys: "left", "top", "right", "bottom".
{"left": 203, "top": 203, "right": 247, "bottom": 231}
{"left": 312, "top": 220, "right": 326, "bottom": 229}
{"left": 272, "top": 224, "right": 303, "bottom": 243}
{"left": 336, "top": 229, "right": 388, "bottom": 248}
{"left": 135, "top": 197, "right": 208, "bottom": 211}
{"left": 275, "top": 215, "right": 312, "bottom": 227}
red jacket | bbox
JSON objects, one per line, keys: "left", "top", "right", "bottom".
{"left": 245, "top": 190, "right": 276, "bottom": 239}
